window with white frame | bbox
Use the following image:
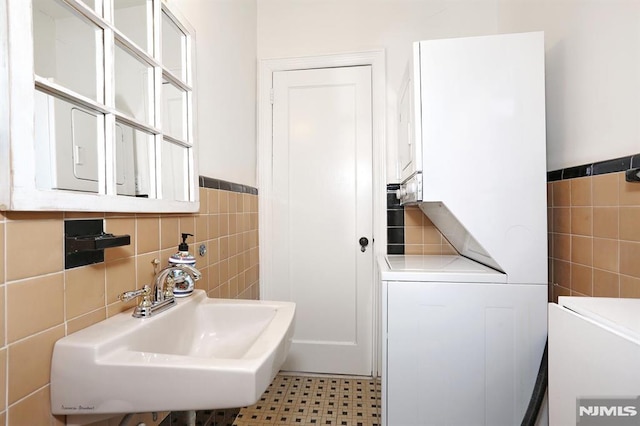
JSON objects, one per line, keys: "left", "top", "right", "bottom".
{"left": 29, "top": 0, "right": 195, "bottom": 204}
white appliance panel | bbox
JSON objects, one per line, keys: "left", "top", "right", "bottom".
{"left": 382, "top": 275, "right": 547, "bottom": 426}
{"left": 396, "top": 49, "right": 422, "bottom": 183}
{"left": 34, "top": 91, "right": 100, "bottom": 193}
{"left": 419, "top": 201, "right": 502, "bottom": 272}
{"left": 549, "top": 297, "right": 640, "bottom": 425}
{"left": 560, "top": 297, "right": 640, "bottom": 340}
{"left": 381, "top": 254, "right": 506, "bottom": 283}
{"left": 396, "top": 32, "right": 548, "bottom": 285}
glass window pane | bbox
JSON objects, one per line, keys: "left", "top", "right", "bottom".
{"left": 162, "top": 11, "right": 187, "bottom": 82}
{"left": 34, "top": 90, "right": 101, "bottom": 193}
{"left": 32, "top": 0, "right": 103, "bottom": 102}
{"left": 113, "top": 0, "right": 152, "bottom": 53}
{"left": 79, "top": 0, "right": 100, "bottom": 15}
{"left": 161, "top": 141, "right": 189, "bottom": 201}
{"left": 114, "top": 44, "right": 154, "bottom": 126}
{"left": 115, "top": 122, "right": 155, "bottom": 198}
{"left": 162, "top": 79, "right": 187, "bottom": 141}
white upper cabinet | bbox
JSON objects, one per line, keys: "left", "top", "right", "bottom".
{"left": 0, "top": 0, "right": 198, "bottom": 212}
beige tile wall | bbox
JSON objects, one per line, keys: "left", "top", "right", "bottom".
{"left": 549, "top": 171, "right": 640, "bottom": 300}
{"left": 403, "top": 205, "right": 457, "bottom": 255}
{"left": 0, "top": 186, "right": 259, "bottom": 425}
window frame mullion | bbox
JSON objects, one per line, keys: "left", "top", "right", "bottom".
{"left": 103, "top": 23, "right": 115, "bottom": 196}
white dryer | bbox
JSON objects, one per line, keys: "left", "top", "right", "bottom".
{"left": 380, "top": 254, "right": 548, "bottom": 426}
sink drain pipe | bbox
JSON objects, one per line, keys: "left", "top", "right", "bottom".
{"left": 172, "top": 410, "right": 196, "bottom": 426}
{"left": 521, "top": 338, "right": 548, "bottom": 426}
{"left": 117, "top": 412, "right": 157, "bottom": 426}
{"left": 185, "top": 410, "right": 196, "bottom": 426}
{"left": 118, "top": 414, "right": 133, "bottom": 426}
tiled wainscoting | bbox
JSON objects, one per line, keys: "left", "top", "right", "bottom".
{"left": 386, "top": 184, "right": 457, "bottom": 256}
{"left": 0, "top": 177, "right": 259, "bottom": 425}
{"left": 548, "top": 157, "right": 640, "bottom": 301}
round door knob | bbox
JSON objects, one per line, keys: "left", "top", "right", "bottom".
{"left": 359, "top": 237, "right": 369, "bottom": 252}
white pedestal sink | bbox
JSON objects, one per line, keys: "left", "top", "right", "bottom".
{"left": 50, "top": 290, "right": 295, "bottom": 425}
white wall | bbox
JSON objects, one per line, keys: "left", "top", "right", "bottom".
{"left": 169, "top": 0, "right": 258, "bottom": 187}
{"left": 166, "top": 0, "right": 640, "bottom": 182}
{"left": 258, "top": 0, "right": 640, "bottom": 177}
{"left": 497, "top": 0, "right": 640, "bottom": 171}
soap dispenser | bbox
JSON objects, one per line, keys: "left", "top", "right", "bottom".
{"left": 168, "top": 233, "right": 196, "bottom": 297}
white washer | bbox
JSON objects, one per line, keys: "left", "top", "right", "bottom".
{"left": 549, "top": 297, "right": 640, "bottom": 425}
{"left": 380, "top": 254, "right": 548, "bottom": 426}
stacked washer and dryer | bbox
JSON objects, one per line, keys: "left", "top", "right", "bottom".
{"left": 380, "top": 32, "right": 548, "bottom": 425}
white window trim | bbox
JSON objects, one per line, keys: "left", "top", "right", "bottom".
{"left": 0, "top": 0, "right": 199, "bottom": 212}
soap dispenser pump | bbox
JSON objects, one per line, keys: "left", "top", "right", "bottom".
{"left": 168, "top": 233, "right": 196, "bottom": 297}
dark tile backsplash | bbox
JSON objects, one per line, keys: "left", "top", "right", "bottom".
{"left": 387, "top": 185, "right": 405, "bottom": 255}
{"left": 200, "top": 176, "right": 258, "bottom": 195}
{"left": 387, "top": 245, "right": 405, "bottom": 255}
{"left": 387, "top": 209, "right": 404, "bottom": 227}
{"left": 592, "top": 156, "right": 631, "bottom": 176}
{"left": 547, "top": 153, "right": 639, "bottom": 182}
{"left": 387, "top": 227, "right": 404, "bottom": 244}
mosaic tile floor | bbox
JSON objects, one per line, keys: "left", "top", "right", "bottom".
{"left": 233, "top": 374, "right": 382, "bottom": 426}
{"left": 160, "top": 374, "right": 381, "bottom": 426}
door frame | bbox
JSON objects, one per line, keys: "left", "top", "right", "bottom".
{"left": 257, "top": 50, "right": 386, "bottom": 376}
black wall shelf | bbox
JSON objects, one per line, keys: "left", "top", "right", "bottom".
{"left": 64, "top": 219, "right": 130, "bottom": 269}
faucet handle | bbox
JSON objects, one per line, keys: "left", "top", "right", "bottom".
{"left": 119, "top": 285, "right": 151, "bottom": 302}
{"left": 164, "top": 276, "right": 176, "bottom": 298}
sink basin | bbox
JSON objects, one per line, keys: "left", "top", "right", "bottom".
{"left": 50, "top": 290, "right": 295, "bottom": 424}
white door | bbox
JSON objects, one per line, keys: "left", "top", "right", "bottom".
{"left": 270, "top": 66, "right": 373, "bottom": 375}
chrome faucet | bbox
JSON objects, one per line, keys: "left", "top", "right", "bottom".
{"left": 119, "top": 264, "right": 202, "bottom": 318}
{"left": 153, "top": 263, "right": 202, "bottom": 300}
